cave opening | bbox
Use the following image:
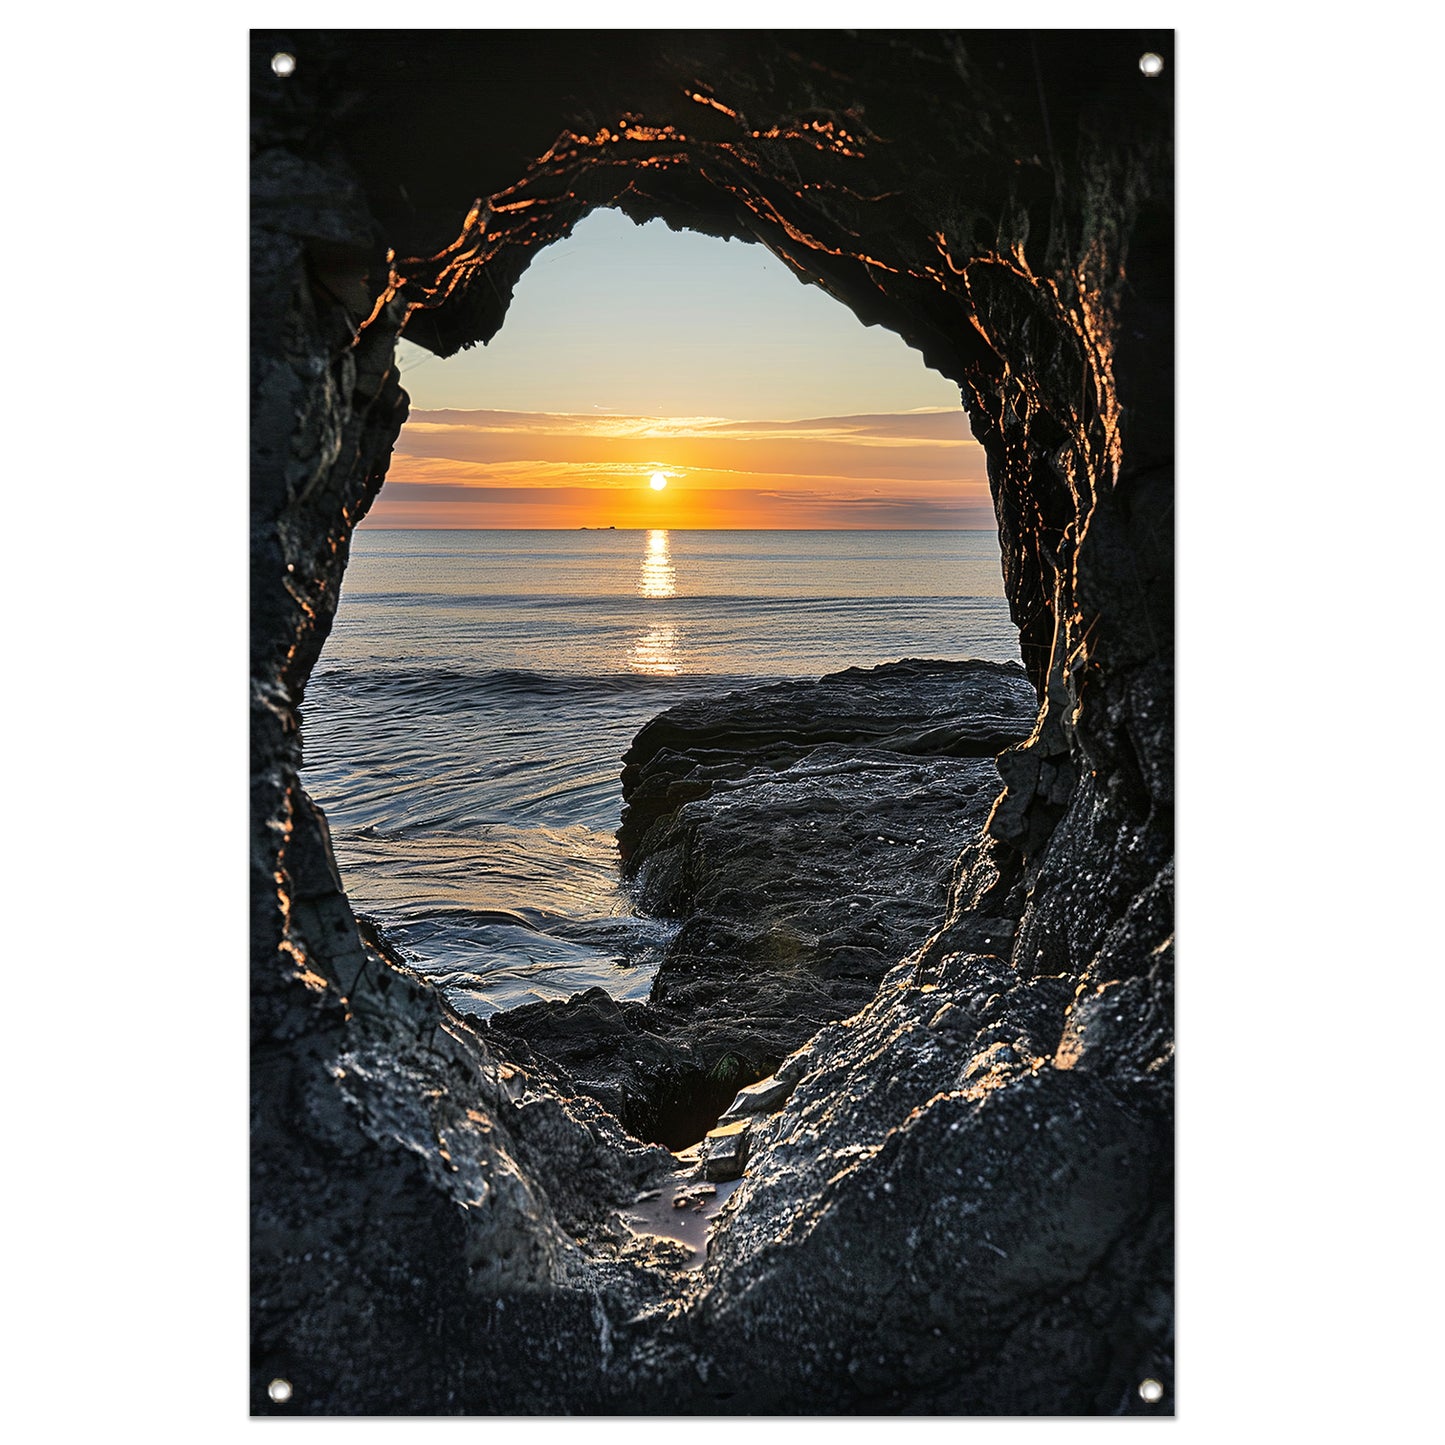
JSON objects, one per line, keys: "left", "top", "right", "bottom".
{"left": 254, "top": 30, "right": 1174, "bottom": 1414}
{"left": 301, "top": 205, "right": 1018, "bottom": 1150}
{"left": 629, "top": 1055, "right": 761, "bottom": 1154}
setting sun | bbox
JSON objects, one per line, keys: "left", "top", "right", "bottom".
{"left": 649, "top": 472, "right": 668, "bottom": 491}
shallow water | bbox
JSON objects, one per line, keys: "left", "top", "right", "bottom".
{"left": 620, "top": 1175, "right": 746, "bottom": 1269}
{"left": 302, "top": 529, "right": 1017, "bottom": 1013}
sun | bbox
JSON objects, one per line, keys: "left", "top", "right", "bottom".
{"left": 649, "top": 472, "right": 668, "bottom": 491}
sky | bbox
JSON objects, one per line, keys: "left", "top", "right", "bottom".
{"left": 369, "top": 208, "right": 991, "bottom": 529}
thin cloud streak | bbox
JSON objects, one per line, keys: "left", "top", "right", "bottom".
{"left": 408, "top": 406, "right": 971, "bottom": 443}
{"left": 392, "top": 406, "right": 986, "bottom": 488}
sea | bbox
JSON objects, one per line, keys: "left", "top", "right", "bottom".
{"left": 300, "top": 529, "right": 1018, "bottom": 1018}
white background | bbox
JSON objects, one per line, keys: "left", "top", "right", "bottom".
{"left": 4, "top": 3, "right": 1438, "bottom": 1439}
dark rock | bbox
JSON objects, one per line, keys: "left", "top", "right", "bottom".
{"left": 627, "top": 663, "right": 1033, "bottom": 1027}
{"left": 701, "top": 1120, "right": 753, "bottom": 1182}
{"left": 718, "top": 1074, "right": 794, "bottom": 1121}
{"left": 489, "top": 660, "right": 1035, "bottom": 1141}
{"left": 482, "top": 986, "right": 752, "bottom": 1152}
{"left": 675, "top": 950, "right": 1172, "bottom": 1413}
{"left": 618, "top": 658, "right": 1036, "bottom": 864}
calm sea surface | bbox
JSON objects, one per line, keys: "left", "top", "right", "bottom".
{"left": 302, "top": 529, "right": 1017, "bottom": 1015}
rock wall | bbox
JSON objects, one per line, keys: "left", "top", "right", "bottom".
{"left": 250, "top": 29, "right": 1173, "bottom": 1414}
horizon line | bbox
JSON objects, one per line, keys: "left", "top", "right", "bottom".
{"left": 402, "top": 405, "right": 965, "bottom": 422}
{"left": 354, "top": 524, "right": 1000, "bottom": 533}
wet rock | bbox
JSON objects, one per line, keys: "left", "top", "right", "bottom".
{"left": 482, "top": 987, "right": 754, "bottom": 1151}
{"left": 672, "top": 1183, "right": 717, "bottom": 1210}
{"left": 489, "top": 661, "right": 1035, "bottom": 1137}
{"left": 679, "top": 951, "right": 1172, "bottom": 1414}
{"left": 701, "top": 1120, "right": 753, "bottom": 1182}
{"left": 618, "top": 658, "right": 1036, "bottom": 865}
{"left": 627, "top": 662, "right": 1031, "bottom": 1053}
{"left": 718, "top": 1074, "right": 794, "bottom": 1122}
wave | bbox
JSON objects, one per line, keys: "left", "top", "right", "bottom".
{"left": 338, "top": 591, "right": 1011, "bottom": 609}
{"left": 308, "top": 663, "right": 753, "bottom": 703}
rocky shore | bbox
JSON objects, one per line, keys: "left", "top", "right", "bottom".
{"left": 258, "top": 658, "right": 1169, "bottom": 1413}
{"left": 485, "top": 658, "right": 1038, "bottom": 1149}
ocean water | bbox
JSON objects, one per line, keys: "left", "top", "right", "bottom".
{"left": 301, "top": 529, "right": 1018, "bottom": 1016}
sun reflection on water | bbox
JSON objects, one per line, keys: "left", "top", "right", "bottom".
{"left": 628, "top": 624, "right": 680, "bottom": 675}
{"left": 638, "top": 528, "right": 676, "bottom": 599}
{"left": 631, "top": 530, "right": 680, "bottom": 674}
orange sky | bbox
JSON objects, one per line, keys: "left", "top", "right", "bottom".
{"left": 367, "top": 406, "right": 995, "bottom": 529}
{"left": 368, "top": 210, "right": 990, "bottom": 529}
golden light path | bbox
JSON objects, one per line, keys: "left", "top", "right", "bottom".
{"left": 631, "top": 529, "right": 680, "bottom": 674}
{"left": 637, "top": 528, "right": 676, "bottom": 599}
{"left": 629, "top": 625, "right": 679, "bottom": 674}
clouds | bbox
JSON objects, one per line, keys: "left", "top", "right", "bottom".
{"left": 367, "top": 407, "right": 993, "bottom": 529}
